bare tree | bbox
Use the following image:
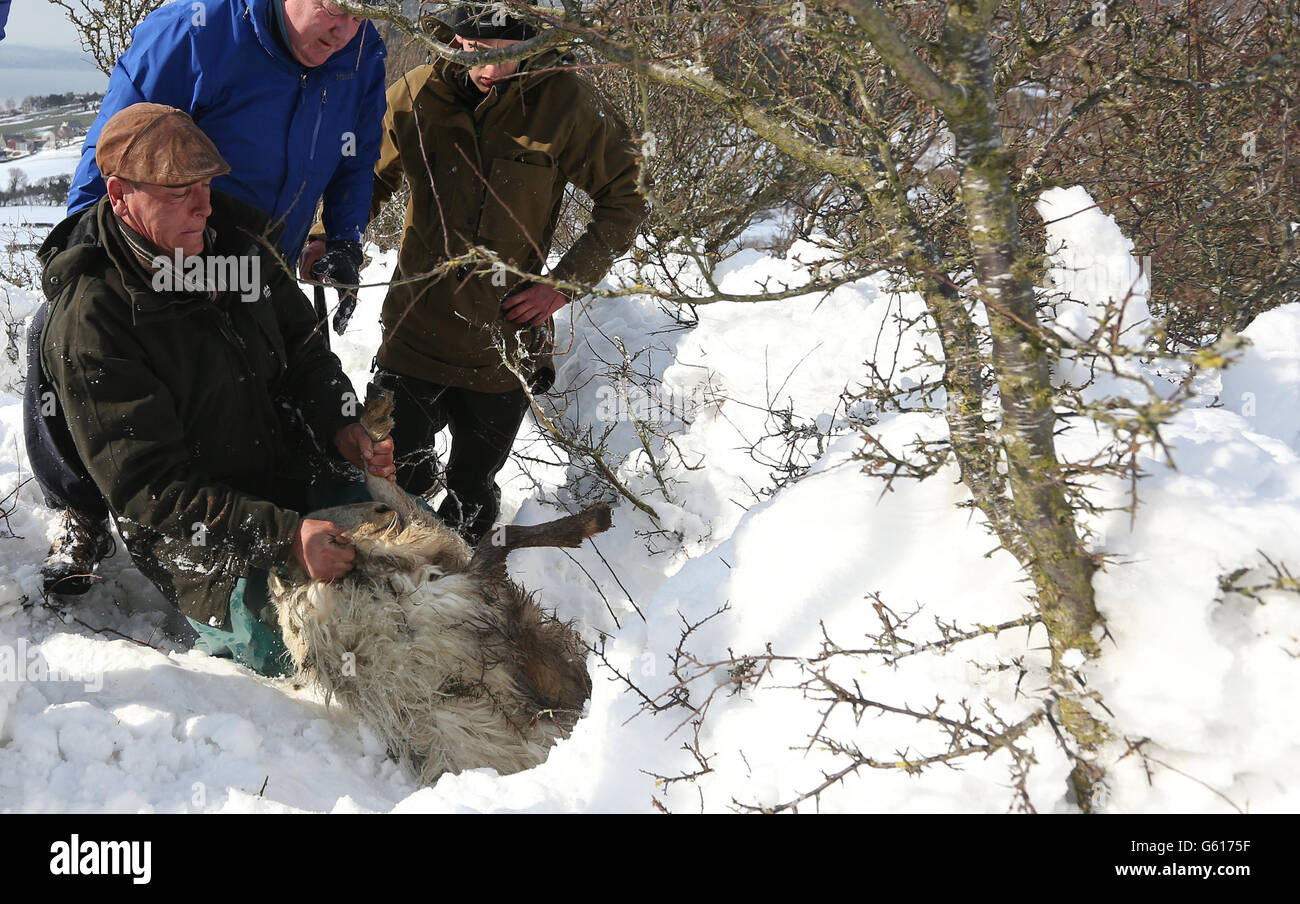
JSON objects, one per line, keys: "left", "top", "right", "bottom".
{"left": 222, "top": 0, "right": 1296, "bottom": 808}
{"left": 50, "top": 0, "right": 170, "bottom": 75}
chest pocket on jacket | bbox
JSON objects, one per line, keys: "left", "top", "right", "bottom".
{"left": 476, "top": 156, "right": 556, "bottom": 264}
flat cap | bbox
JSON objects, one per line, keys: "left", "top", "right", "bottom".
{"left": 96, "top": 103, "right": 230, "bottom": 187}
{"left": 435, "top": 3, "right": 538, "bottom": 41}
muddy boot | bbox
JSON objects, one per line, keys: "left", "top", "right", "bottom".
{"left": 42, "top": 508, "right": 115, "bottom": 596}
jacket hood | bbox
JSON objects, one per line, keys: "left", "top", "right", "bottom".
{"left": 39, "top": 203, "right": 111, "bottom": 308}
{"left": 37, "top": 206, "right": 94, "bottom": 275}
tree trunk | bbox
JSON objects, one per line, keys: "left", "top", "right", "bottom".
{"left": 941, "top": 0, "right": 1106, "bottom": 808}
{"left": 941, "top": 0, "right": 1099, "bottom": 664}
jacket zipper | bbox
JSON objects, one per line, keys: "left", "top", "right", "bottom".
{"left": 310, "top": 87, "right": 325, "bottom": 162}
{"left": 472, "top": 109, "right": 486, "bottom": 236}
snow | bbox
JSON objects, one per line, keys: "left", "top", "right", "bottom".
{"left": 1037, "top": 184, "right": 1151, "bottom": 347}
{"left": 1219, "top": 305, "right": 1300, "bottom": 449}
{"left": 0, "top": 144, "right": 84, "bottom": 184}
{"left": 0, "top": 150, "right": 1295, "bottom": 813}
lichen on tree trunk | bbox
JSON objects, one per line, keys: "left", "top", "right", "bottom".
{"left": 940, "top": 0, "right": 1100, "bottom": 664}
{"left": 939, "top": 0, "right": 1107, "bottom": 805}
{"left": 838, "top": 0, "right": 1109, "bottom": 806}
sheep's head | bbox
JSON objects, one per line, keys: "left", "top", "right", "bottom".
{"left": 283, "top": 499, "right": 473, "bottom": 587}
{"left": 310, "top": 501, "right": 403, "bottom": 536}
{"left": 269, "top": 498, "right": 471, "bottom": 665}
{"left": 269, "top": 494, "right": 609, "bottom": 783}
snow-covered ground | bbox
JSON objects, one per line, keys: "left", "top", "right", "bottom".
{"left": 0, "top": 154, "right": 1295, "bottom": 813}
{"left": 0, "top": 144, "right": 84, "bottom": 184}
{"left": 0, "top": 147, "right": 79, "bottom": 262}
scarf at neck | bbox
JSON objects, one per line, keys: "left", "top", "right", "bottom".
{"left": 109, "top": 213, "right": 220, "bottom": 303}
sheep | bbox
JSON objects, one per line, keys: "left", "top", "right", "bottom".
{"left": 268, "top": 385, "right": 608, "bottom": 784}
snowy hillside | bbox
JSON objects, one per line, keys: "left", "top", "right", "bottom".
{"left": 0, "top": 153, "right": 1295, "bottom": 813}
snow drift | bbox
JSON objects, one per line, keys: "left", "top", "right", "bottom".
{"left": 0, "top": 150, "right": 1295, "bottom": 812}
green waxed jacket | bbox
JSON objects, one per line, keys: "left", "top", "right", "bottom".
{"left": 39, "top": 192, "right": 360, "bottom": 624}
{"left": 368, "top": 42, "right": 648, "bottom": 392}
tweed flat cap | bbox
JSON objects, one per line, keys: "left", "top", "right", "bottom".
{"left": 96, "top": 103, "right": 230, "bottom": 187}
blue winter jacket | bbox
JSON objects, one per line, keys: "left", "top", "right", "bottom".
{"left": 67, "top": 0, "right": 386, "bottom": 261}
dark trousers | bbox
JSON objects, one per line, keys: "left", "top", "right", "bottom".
{"left": 380, "top": 368, "right": 531, "bottom": 544}
{"left": 24, "top": 301, "right": 108, "bottom": 519}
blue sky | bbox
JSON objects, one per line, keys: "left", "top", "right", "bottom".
{"left": 4, "top": 0, "right": 96, "bottom": 50}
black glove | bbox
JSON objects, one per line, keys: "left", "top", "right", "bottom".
{"left": 527, "top": 365, "right": 556, "bottom": 396}
{"left": 311, "top": 240, "right": 364, "bottom": 334}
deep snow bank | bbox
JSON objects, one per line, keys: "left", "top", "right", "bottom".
{"left": 0, "top": 172, "right": 1295, "bottom": 812}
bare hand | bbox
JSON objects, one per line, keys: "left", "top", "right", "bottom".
{"left": 292, "top": 518, "right": 355, "bottom": 581}
{"left": 502, "top": 283, "right": 569, "bottom": 327}
{"left": 333, "top": 422, "right": 396, "bottom": 481}
{"left": 299, "top": 239, "right": 327, "bottom": 281}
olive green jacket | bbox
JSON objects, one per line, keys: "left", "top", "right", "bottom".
{"left": 368, "top": 46, "right": 647, "bottom": 391}
{"left": 39, "top": 193, "right": 359, "bottom": 624}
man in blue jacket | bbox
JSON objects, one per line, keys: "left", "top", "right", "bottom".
{"left": 68, "top": 0, "right": 385, "bottom": 266}
{"left": 31, "top": 0, "right": 387, "bottom": 596}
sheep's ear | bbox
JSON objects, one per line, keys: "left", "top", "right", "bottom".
{"left": 268, "top": 564, "right": 307, "bottom": 593}
{"left": 364, "top": 474, "right": 446, "bottom": 533}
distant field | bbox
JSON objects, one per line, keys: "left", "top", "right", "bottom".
{"left": 0, "top": 145, "right": 84, "bottom": 184}
{"left": 0, "top": 205, "right": 63, "bottom": 251}
{"left": 0, "top": 148, "right": 79, "bottom": 254}
{"left": 0, "top": 103, "right": 100, "bottom": 136}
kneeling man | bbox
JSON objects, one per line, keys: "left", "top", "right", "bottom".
{"left": 32, "top": 103, "right": 394, "bottom": 675}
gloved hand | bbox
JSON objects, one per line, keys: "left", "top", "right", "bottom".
{"left": 310, "top": 240, "right": 365, "bottom": 334}
{"left": 527, "top": 365, "right": 555, "bottom": 396}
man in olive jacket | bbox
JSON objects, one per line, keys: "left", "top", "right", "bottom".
{"left": 354, "top": 4, "right": 646, "bottom": 543}
{"left": 34, "top": 104, "right": 394, "bottom": 674}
